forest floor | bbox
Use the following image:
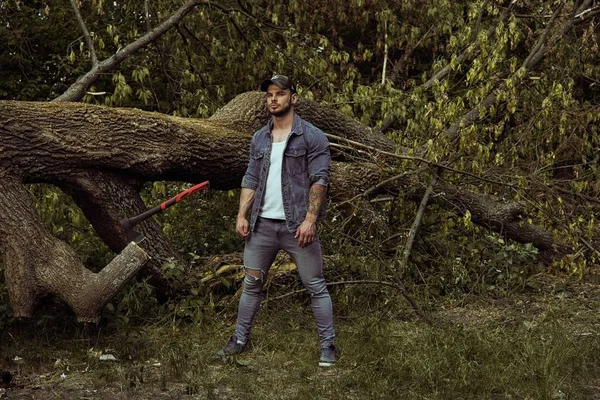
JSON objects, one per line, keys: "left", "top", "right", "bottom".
{"left": 3, "top": 266, "right": 600, "bottom": 400}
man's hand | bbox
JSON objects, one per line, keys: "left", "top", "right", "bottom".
{"left": 236, "top": 188, "right": 255, "bottom": 238}
{"left": 295, "top": 220, "right": 316, "bottom": 248}
{"left": 236, "top": 217, "right": 250, "bottom": 238}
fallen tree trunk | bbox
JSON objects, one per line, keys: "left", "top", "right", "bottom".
{"left": 0, "top": 95, "right": 564, "bottom": 254}
{"left": 0, "top": 171, "right": 149, "bottom": 322}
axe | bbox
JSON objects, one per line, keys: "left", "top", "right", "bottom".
{"left": 120, "top": 181, "right": 210, "bottom": 243}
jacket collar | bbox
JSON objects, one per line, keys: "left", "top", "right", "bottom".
{"left": 264, "top": 112, "right": 304, "bottom": 136}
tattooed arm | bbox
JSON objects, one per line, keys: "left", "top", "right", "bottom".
{"left": 295, "top": 184, "right": 328, "bottom": 247}
{"left": 305, "top": 184, "right": 328, "bottom": 223}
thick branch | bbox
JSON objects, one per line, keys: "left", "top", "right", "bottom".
{"left": 0, "top": 100, "right": 249, "bottom": 188}
{"left": 427, "top": 181, "right": 563, "bottom": 254}
{"left": 55, "top": 170, "right": 180, "bottom": 296}
{"left": 0, "top": 93, "right": 567, "bottom": 270}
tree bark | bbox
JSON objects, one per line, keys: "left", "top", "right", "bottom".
{"left": 55, "top": 170, "right": 178, "bottom": 295}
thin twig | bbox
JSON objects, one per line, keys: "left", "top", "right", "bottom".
{"left": 581, "top": 237, "right": 600, "bottom": 259}
{"left": 522, "top": 2, "right": 564, "bottom": 68}
{"left": 68, "top": 0, "right": 97, "bottom": 66}
{"left": 327, "top": 134, "right": 519, "bottom": 189}
{"left": 472, "top": 0, "right": 490, "bottom": 41}
{"left": 175, "top": 25, "right": 196, "bottom": 73}
{"left": 334, "top": 172, "right": 412, "bottom": 208}
{"left": 56, "top": 0, "right": 207, "bottom": 101}
{"left": 382, "top": 20, "right": 388, "bottom": 85}
{"left": 263, "top": 279, "right": 433, "bottom": 325}
{"left": 144, "top": 0, "right": 152, "bottom": 33}
{"left": 422, "top": 2, "right": 514, "bottom": 91}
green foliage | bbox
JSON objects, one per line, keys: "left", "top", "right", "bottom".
{"left": 416, "top": 231, "right": 542, "bottom": 295}
{"left": 139, "top": 181, "right": 242, "bottom": 257}
{"left": 27, "top": 184, "right": 115, "bottom": 271}
{"left": 0, "top": 0, "right": 85, "bottom": 100}
{"left": 103, "top": 278, "right": 159, "bottom": 330}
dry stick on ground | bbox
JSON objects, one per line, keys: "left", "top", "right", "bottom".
{"left": 394, "top": 170, "right": 441, "bottom": 271}
{"left": 263, "top": 280, "right": 433, "bottom": 325}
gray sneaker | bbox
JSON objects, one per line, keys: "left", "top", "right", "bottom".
{"left": 319, "top": 344, "right": 337, "bottom": 367}
{"left": 216, "top": 335, "right": 246, "bottom": 358}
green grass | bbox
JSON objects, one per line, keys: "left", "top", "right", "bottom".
{"left": 3, "top": 281, "right": 600, "bottom": 400}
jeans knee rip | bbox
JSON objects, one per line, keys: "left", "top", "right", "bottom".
{"left": 242, "top": 265, "right": 264, "bottom": 283}
{"left": 308, "top": 285, "right": 328, "bottom": 297}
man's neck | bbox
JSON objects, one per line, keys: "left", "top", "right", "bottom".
{"left": 270, "top": 111, "right": 294, "bottom": 142}
{"left": 271, "top": 111, "right": 294, "bottom": 132}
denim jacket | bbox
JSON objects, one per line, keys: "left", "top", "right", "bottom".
{"left": 241, "top": 113, "right": 331, "bottom": 233}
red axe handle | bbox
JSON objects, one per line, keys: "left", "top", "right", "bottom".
{"left": 120, "top": 181, "right": 210, "bottom": 242}
{"left": 160, "top": 180, "right": 210, "bottom": 210}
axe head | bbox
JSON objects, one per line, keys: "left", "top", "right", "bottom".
{"left": 120, "top": 217, "right": 145, "bottom": 243}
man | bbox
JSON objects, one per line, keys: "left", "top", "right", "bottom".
{"left": 217, "top": 75, "right": 337, "bottom": 367}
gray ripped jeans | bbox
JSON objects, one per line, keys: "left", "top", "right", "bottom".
{"left": 233, "top": 217, "right": 335, "bottom": 349}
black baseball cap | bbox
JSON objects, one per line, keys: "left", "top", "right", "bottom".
{"left": 259, "top": 75, "right": 297, "bottom": 94}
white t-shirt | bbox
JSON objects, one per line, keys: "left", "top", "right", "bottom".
{"left": 259, "top": 141, "right": 286, "bottom": 219}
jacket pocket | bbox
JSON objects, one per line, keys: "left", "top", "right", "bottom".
{"left": 284, "top": 148, "right": 307, "bottom": 173}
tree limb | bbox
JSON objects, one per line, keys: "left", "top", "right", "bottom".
{"left": 472, "top": 0, "right": 491, "bottom": 41}
{"left": 381, "top": 2, "right": 514, "bottom": 132}
{"left": 422, "top": 2, "right": 515, "bottom": 92}
{"left": 327, "top": 133, "right": 519, "bottom": 188}
{"left": 55, "top": 0, "right": 207, "bottom": 102}
{"left": 175, "top": 25, "right": 197, "bottom": 73}
{"left": 395, "top": 170, "right": 441, "bottom": 270}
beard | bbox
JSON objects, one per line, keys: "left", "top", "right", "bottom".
{"left": 268, "top": 100, "right": 293, "bottom": 117}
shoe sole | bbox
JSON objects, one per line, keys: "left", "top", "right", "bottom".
{"left": 318, "top": 361, "right": 335, "bottom": 367}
